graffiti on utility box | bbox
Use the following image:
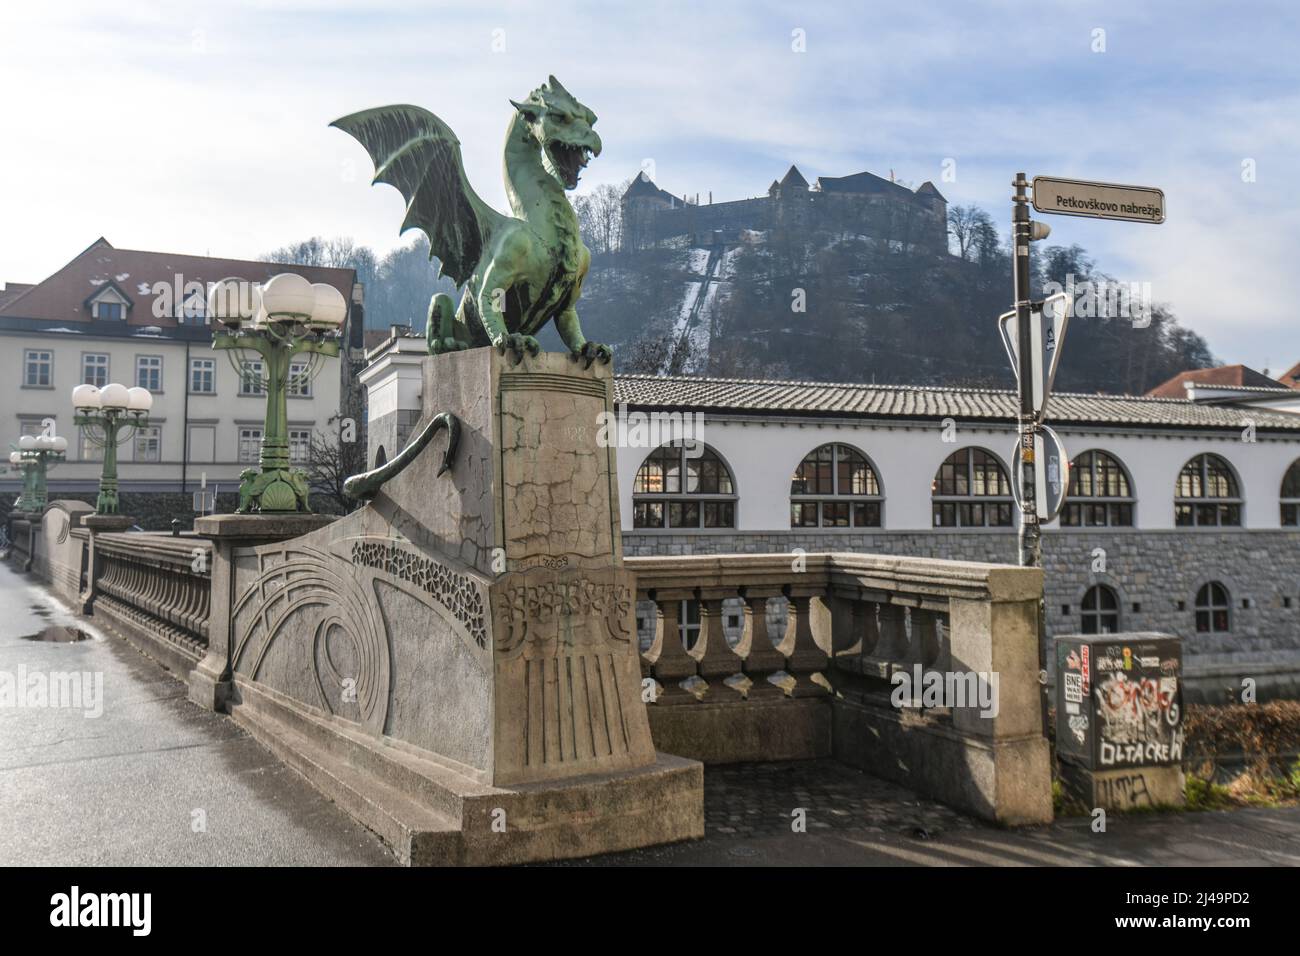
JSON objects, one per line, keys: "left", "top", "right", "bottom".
{"left": 1055, "top": 635, "right": 1184, "bottom": 770}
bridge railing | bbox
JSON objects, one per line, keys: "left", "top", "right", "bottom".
{"left": 91, "top": 532, "right": 213, "bottom": 665}
{"left": 625, "top": 551, "right": 1052, "bottom": 824}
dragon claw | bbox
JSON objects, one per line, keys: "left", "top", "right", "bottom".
{"left": 496, "top": 333, "right": 541, "bottom": 365}
{"left": 571, "top": 341, "right": 612, "bottom": 369}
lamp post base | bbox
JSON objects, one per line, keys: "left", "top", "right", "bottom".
{"left": 236, "top": 467, "right": 311, "bottom": 514}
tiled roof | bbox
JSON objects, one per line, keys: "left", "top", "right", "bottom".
{"left": 1145, "top": 363, "right": 1286, "bottom": 397}
{"left": 0, "top": 238, "right": 356, "bottom": 331}
{"left": 613, "top": 374, "right": 1300, "bottom": 432}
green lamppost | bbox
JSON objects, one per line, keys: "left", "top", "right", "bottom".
{"left": 9, "top": 435, "right": 68, "bottom": 514}
{"left": 72, "top": 383, "right": 154, "bottom": 515}
{"left": 207, "top": 274, "right": 346, "bottom": 513}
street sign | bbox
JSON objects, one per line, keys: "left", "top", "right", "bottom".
{"left": 1011, "top": 425, "right": 1070, "bottom": 522}
{"left": 1031, "top": 176, "right": 1165, "bottom": 224}
{"left": 998, "top": 292, "right": 1070, "bottom": 421}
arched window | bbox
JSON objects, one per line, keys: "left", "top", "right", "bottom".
{"left": 1062, "top": 450, "right": 1134, "bottom": 527}
{"left": 1175, "top": 454, "right": 1241, "bottom": 527}
{"left": 932, "top": 447, "right": 1013, "bottom": 528}
{"left": 1081, "top": 584, "right": 1120, "bottom": 634}
{"left": 1281, "top": 459, "right": 1300, "bottom": 526}
{"left": 1194, "top": 582, "right": 1231, "bottom": 633}
{"left": 790, "top": 443, "right": 883, "bottom": 528}
{"left": 632, "top": 441, "right": 736, "bottom": 529}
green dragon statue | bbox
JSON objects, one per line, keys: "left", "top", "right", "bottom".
{"left": 332, "top": 76, "right": 610, "bottom": 367}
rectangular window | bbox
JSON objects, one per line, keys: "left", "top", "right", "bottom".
{"left": 136, "top": 355, "right": 162, "bottom": 391}
{"left": 632, "top": 501, "right": 665, "bottom": 528}
{"left": 94, "top": 301, "right": 124, "bottom": 321}
{"left": 134, "top": 426, "right": 161, "bottom": 462}
{"left": 82, "top": 353, "right": 109, "bottom": 387}
{"left": 821, "top": 502, "right": 850, "bottom": 527}
{"left": 240, "top": 361, "right": 266, "bottom": 395}
{"left": 791, "top": 502, "right": 818, "bottom": 527}
{"left": 190, "top": 358, "right": 216, "bottom": 394}
{"left": 238, "top": 427, "right": 263, "bottom": 463}
{"left": 23, "top": 349, "right": 52, "bottom": 387}
{"left": 289, "top": 429, "right": 311, "bottom": 464}
{"left": 702, "top": 501, "right": 733, "bottom": 528}
{"left": 287, "top": 362, "right": 311, "bottom": 397}
{"left": 668, "top": 500, "right": 699, "bottom": 528}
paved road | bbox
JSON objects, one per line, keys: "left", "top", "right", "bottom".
{"left": 3, "top": 558, "right": 1299, "bottom": 867}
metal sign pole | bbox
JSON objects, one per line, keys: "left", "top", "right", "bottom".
{"left": 1012, "top": 173, "right": 1040, "bottom": 570}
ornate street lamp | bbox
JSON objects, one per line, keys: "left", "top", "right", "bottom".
{"left": 72, "top": 383, "right": 153, "bottom": 515}
{"left": 208, "top": 273, "right": 345, "bottom": 513}
{"left": 9, "top": 435, "right": 68, "bottom": 514}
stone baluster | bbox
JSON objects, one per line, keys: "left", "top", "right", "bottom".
{"left": 858, "top": 600, "right": 907, "bottom": 680}
{"left": 690, "top": 592, "right": 745, "bottom": 699}
{"left": 642, "top": 591, "right": 698, "bottom": 705}
{"left": 830, "top": 593, "right": 882, "bottom": 677}
{"left": 780, "top": 586, "right": 830, "bottom": 697}
{"left": 736, "top": 591, "right": 786, "bottom": 699}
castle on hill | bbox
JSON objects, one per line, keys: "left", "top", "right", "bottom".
{"left": 620, "top": 163, "right": 949, "bottom": 253}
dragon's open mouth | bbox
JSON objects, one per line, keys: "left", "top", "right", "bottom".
{"left": 546, "top": 141, "right": 593, "bottom": 189}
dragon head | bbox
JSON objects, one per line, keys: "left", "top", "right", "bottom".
{"left": 511, "top": 76, "right": 601, "bottom": 190}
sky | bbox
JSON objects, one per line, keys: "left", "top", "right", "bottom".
{"left": 2, "top": 0, "right": 1298, "bottom": 371}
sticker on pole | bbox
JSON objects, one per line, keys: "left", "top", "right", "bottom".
{"left": 1011, "top": 425, "right": 1070, "bottom": 522}
{"left": 1031, "top": 176, "right": 1165, "bottom": 224}
{"left": 998, "top": 292, "right": 1070, "bottom": 422}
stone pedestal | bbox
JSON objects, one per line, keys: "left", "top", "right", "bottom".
{"left": 83, "top": 514, "right": 136, "bottom": 532}
{"left": 199, "top": 348, "right": 702, "bottom": 863}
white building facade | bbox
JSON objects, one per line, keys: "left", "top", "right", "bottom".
{"left": 1, "top": 239, "right": 358, "bottom": 501}
{"left": 358, "top": 341, "right": 1300, "bottom": 700}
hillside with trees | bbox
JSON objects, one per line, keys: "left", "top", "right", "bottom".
{"left": 268, "top": 191, "right": 1216, "bottom": 394}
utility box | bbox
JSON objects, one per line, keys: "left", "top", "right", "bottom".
{"left": 1055, "top": 632, "right": 1186, "bottom": 810}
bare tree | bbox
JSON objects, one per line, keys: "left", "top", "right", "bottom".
{"left": 616, "top": 332, "right": 683, "bottom": 375}
{"left": 574, "top": 181, "right": 629, "bottom": 254}
{"left": 302, "top": 418, "right": 366, "bottom": 515}
{"left": 947, "top": 204, "right": 990, "bottom": 260}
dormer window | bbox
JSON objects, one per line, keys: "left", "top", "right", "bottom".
{"left": 85, "top": 281, "right": 132, "bottom": 321}
{"left": 178, "top": 287, "right": 208, "bottom": 325}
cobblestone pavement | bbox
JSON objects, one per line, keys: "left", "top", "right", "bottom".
{"left": 563, "top": 760, "right": 1300, "bottom": 866}
{"left": 701, "top": 760, "right": 978, "bottom": 839}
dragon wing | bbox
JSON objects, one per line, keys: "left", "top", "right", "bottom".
{"left": 331, "top": 105, "right": 508, "bottom": 286}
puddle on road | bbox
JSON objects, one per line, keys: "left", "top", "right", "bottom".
{"left": 20, "top": 626, "right": 89, "bottom": 643}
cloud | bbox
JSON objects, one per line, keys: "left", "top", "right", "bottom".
{"left": 1, "top": 0, "right": 1297, "bottom": 367}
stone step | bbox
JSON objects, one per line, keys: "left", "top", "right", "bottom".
{"left": 227, "top": 683, "right": 472, "bottom": 865}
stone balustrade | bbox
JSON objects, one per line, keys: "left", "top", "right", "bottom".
{"left": 5, "top": 500, "right": 1052, "bottom": 825}
{"left": 626, "top": 551, "right": 1053, "bottom": 824}
{"left": 90, "top": 532, "right": 213, "bottom": 669}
